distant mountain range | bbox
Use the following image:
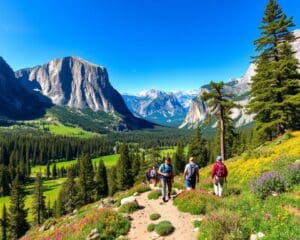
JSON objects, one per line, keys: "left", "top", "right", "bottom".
{"left": 122, "top": 89, "right": 197, "bottom": 126}
{"left": 123, "top": 30, "right": 300, "bottom": 129}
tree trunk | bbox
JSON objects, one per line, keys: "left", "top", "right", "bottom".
{"left": 220, "top": 114, "right": 225, "bottom": 161}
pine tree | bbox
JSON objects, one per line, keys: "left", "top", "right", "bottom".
{"left": 8, "top": 174, "right": 29, "bottom": 239}
{"left": 52, "top": 164, "right": 57, "bottom": 178}
{"left": 32, "top": 173, "right": 47, "bottom": 225}
{"left": 108, "top": 166, "right": 118, "bottom": 196}
{"left": 247, "top": 0, "right": 300, "bottom": 139}
{"left": 0, "top": 164, "right": 10, "bottom": 196}
{"left": 77, "top": 154, "right": 94, "bottom": 205}
{"left": 59, "top": 169, "right": 78, "bottom": 214}
{"left": 188, "top": 127, "right": 209, "bottom": 168}
{"left": 46, "top": 162, "right": 51, "bottom": 179}
{"left": 95, "top": 160, "right": 108, "bottom": 200}
{"left": 148, "top": 146, "right": 161, "bottom": 167}
{"left": 131, "top": 152, "right": 141, "bottom": 182}
{"left": 201, "top": 81, "right": 238, "bottom": 161}
{"left": 173, "top": 141, "right": 186, "bottom": 174}
{"left": 116, "top": 144, "right": 133, "bottom": 190}
{"left": 1, "top": 204, "right": 8, "bottom": 240}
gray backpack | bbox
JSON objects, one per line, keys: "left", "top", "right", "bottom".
{"left": 186, "top": 163, "right": 198, "bottom": 180}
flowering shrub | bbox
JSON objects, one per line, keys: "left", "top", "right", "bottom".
{"left": 198, "top": 209, "right": 250, "bottom": 240}
{"left": 21, "top": 209, "right": 130, "bottom": 240}
{"left": 118, "top": 201, "right": 140, "bottom": 213}
{"left": 173, "top": 190, "right": 216, "bottom": 215}
{"left": 251, "top": 171, "right": 286, "bottom": 199}
{"left": 284, "top": 163, "right": 300, "bottom": 186}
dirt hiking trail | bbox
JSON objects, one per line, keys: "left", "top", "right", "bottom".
{"left": 127, "top": 188, "right": 198, "bottom": 240}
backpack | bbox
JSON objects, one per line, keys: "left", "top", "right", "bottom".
{"left": 186, "top": 163, "right": 198, "bottom": 180}
{"left": 216, "top": 163, "right": 226, "bottom": 177}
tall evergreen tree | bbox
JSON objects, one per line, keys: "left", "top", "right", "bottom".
{"left": 52, "top": 164, "right": 57, "bottom": 178}
{"left": 95, "top": 160, "right": 108, "bottom": 199}
{"left": 173, "top": 141, "right": 186, "bottom": 174}
{"left": 188, "top": 127, "right": 209, "bottom": 168}
{"left": 201, "top": 81, "right": 238, "bottom": 160}
{"left": 32, "top": 173, "right": 47, "bottom": 225}
{"left": 108, "top": 166, "right": 118, "bottom": 196}
{"left": 8, "top": 174, "right": 29, "bottom": 239}
{"left": 131, "top": 152, "right": 141, "bottom": 182}
{"left": 0, "top": 165, "right": 10, "bottom": 196}
{"left": 46, "top": 162, "right": 51, "bottom": 179}
{"left": 77, "top": 154, "right": 94, "bottom": 205}
{"left": 116, "top": 144, "right": 133, "bottom": 190}
{"left": 1, "top": 204, "right": 8, "bottom": 240}
{"left": 58, "top": 169, "right": 78, "bottom": 214}
{"left": 247, "top": 0, "right": 300, "bottom": 139}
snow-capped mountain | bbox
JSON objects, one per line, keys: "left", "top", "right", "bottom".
{"left": 122, "top": 89, "right": 197, "bottom": 126}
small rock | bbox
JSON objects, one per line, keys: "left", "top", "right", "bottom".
{"left": 250, "top": 232, "right": 265, "bottom": 240}
{"left": 192, "top": 217, "right": 203, "bottom": 222}
{"left": 50, "top": 225, "right": 55, "bottom": 231}
{"left": 150, "top": 232, "right": 160, "bottom": 240}
{"left": 73, "top": 209, "right": 78, "bottom": 214}
{"left": 120, "top": 196, "right": 137, "bottom": 206}
{"left": 133, "top": 192, "right": 139, "bottom": 196}
{"left": 86, "top": 228, "right": 100, "bottom": 240}
{"left": 257, "top": 232, "right": 265, "bottom": 238}
{"left": 193, "top": 227, "right": 199, "bottom": 232}
{"left": 271, "top": 191, "right": 278, "bottom": 197}
{"left": 294, "top": 159, "right": 300, "bottom": 164}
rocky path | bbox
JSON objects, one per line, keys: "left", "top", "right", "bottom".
{"left": 127, "top": 189, "right": 198, "bottom": 240}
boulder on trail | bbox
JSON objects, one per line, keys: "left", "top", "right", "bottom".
{"left": 121, "top": 196, "right": 138, "bottom": 206}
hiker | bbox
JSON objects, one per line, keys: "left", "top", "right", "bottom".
{"left": 184, "top": 157, "right": 199, "bottom": 190}
{"left": 145, "top": 168, "right": 152, "bottom": 184}
{"left": 158, "top": 157, "right": 174, "bottom": 202}
{"left": 149, "top": 166, "right": 158, "bottom": 186}
{"left": 211, "top": 156, "right": 228, "bottom": 197}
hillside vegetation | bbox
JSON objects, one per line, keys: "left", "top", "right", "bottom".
{"left": 21, "top": 131, "right": 300, "bottom": 240}
{"left": 174, "top": 131, "right": 300, "bottom": 239}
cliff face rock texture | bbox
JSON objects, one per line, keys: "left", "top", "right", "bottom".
{"left": 16, "top": 57, "right": 131, "bottom": 116}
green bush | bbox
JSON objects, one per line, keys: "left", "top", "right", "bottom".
{"left": 198, "top": 210, "right": 250, "bottom": 240}
{"left": 148, "top": 190, "right": 161, "bottom": 200}
{"left": 118, "top": 201, "right": 140, "bottom": 213}
{"left": 147, "top": 223, "right": 156, "bottom": 232}
{"left": 155, "top": 221, "right": 174, "bottom": 236}
{"left": 173, "top": 190, "right": 216, "bottom": 215}
{"left": 150, "top": 213, "right": 161, "bottom": 221}
{"left": 96, "top": 210, "right": 131, "bottom": 240}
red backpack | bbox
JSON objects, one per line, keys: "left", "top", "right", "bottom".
{"left": 216, "top": 163, "right": 226, "bottom": 177}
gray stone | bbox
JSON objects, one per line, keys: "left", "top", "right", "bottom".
{"left": 120, "top": 196, "right": 137, "bottom": 206}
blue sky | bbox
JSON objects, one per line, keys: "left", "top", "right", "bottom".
{"left": 1, "top": 0, "right": 300, "bottom": 93}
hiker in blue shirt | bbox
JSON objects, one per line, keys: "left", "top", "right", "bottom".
{"left": 158, "top": 157, "right": 174, "bottom": 202}
{"left": 184, "top": 157, "right": 199, "bottom": 190}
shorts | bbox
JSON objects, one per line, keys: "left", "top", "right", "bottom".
{"left": 185, "top": 178, "right": 196, "bottom": 189}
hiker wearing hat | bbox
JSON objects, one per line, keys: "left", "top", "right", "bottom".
{"left": 212, "top": 156, "right": 228, "bottom": 197}
{"left": 184, "top": 157, "right": 199, "bottom": 190}
{"left": 158, "top": 157, "right": 174, "bottom": 202}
